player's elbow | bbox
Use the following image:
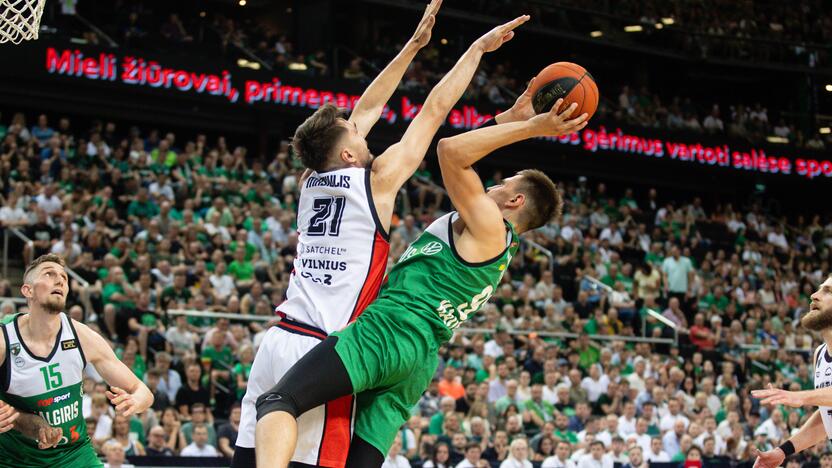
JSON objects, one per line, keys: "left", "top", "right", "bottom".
{"left": 437, "top": 138, "right": 461, "bottom": 164}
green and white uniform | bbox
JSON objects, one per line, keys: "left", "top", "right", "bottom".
{"left": 333, "top": 212, "right": 519, "bottom": 454}
{"left": 0, "top": 313, "right": 101, "bottom": 467}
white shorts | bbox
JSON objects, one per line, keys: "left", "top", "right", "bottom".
{"left": 237, "top": 320, "right": 354, "bottom": 467}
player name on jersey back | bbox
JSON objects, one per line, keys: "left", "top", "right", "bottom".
{"left": 278, "top": 167, "right": 390, "bottom": 335}
{"left": 305, "top": 174, "right": 352, "bottom": 189}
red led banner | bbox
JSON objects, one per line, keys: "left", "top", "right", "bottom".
{"left": 44, "top": 47, "right": 831, "bottom": 179}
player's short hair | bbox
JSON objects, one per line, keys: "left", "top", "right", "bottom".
{"left": 291, "top": 103, "right": 347, "bottom": 172}
{"left": 23, "top": 254, "right": 66, "bottom": 284}
{"left": 516, "top": 169, "right": 562, "bottom": 231}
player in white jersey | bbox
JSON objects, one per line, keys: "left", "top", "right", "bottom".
{"left": 235, "top": 5, "right": 537, "bottom": 468}
{"left": 751, "top": 275, "right": 832, "bottom": 468}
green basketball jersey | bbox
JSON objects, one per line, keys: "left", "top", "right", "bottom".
{"left": 381, "top": 212, "right": 519, "bottom": 342}
{"left": 0, "top": 313, "right": 97, "bottom": 467}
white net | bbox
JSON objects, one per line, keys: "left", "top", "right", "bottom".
{"left": 0, "top": 0, "right": 46, "bottom": 44}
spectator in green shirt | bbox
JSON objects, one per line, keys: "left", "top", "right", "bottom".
{"left": 576, "top": 333, "right": 601, "bottom": 370}
{"left": 202, "top": 329, "right": 234, "bottom": 388}
{"left": 234, "top": 344, "right": 254, "bottom": 399}
{"left": 228, "top": 247, "right": 255, "bottom": 288}
{"left": 117, "top": 337, "right": 147, "bottom": 380}
{"left": 552, "top": 412, "right": 578, "bottom": 444}
{"left": 181, "top": 403, "right": 217, "bottom": 446}
{"left": 523, "top": 384, "right": 554, "bottom": 430}
{"left": 102, "top": 266, "right": 137, "bottom": 309}
{"left": 101, "top": 266, "right": 138, "bottom": 338}
{"left": 151, "top": 139, "right": 178, "bottom": 167}
{"left": 229, "top": 229, "right": 257, "bottom": 262}
{"left": 428, "top": 397, "right": 456, "bottom": 435}
{"left": 205, "top": 197, "right": 234, "bottom": 227}
{"left": 159, "top": 269, "right": 192, "bottom": 311}
{"left": 127, "top": 188, "right": 160, "bottom": 221}
{"left": 601, "top": 263, "right": 626, "bottom": 289}
{"left": 495, "top": 379, "right": 521, "bottom": 415}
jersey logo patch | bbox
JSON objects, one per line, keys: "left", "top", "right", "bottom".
{"left": 14, "top": 356, "right": 24, "bottom": 368}
{"left": 61, "top": 339, "right": 77, "bottom": 350}
{"left": 9, "top": 343, "right": 20, "bottom": 356}
{"left": 826, "top": 367, "right": 832, "bottom": 377}
{"left": 421, "top": 242, "right": 443, "bottom": 255}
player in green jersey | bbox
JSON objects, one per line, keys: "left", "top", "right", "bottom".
{"left": 254, "top": 75, "right": 588, "bottom": 467}
{"left": 0, "top": 254, "right": 154, "bottom": 467}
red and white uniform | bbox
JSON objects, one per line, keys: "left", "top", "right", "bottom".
{"left": 237, "top": 167, "right": 389, "bottom": 467}
{"left": 281, "top": 166, "right": 390, "bottom": 333}
{"left": 814, "top": 343, "right": 832, "bottom": 440}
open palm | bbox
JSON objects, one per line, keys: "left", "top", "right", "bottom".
{"left": 475, "top": 15, "right": 530, "bottom": 53}
{"left": 410, "top": 0, "right": 442, "bottom": 48}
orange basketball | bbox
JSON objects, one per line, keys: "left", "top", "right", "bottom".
{"left": 529, "top": 62, "right": 599, "bottom": 120}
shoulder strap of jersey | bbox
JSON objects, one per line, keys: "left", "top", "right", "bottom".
{"left": 816, "top": 343, "right": 826, "bottom": 370}
{"left": 65, "top": 315, "right": 87, "bottom": 368}
{"left": 0, "top": 323, "right": 9, "bottom": 392}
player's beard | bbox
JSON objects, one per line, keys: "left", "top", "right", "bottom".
{"left": 801, "top": 306, "right": 832, "bottom": 331}
{"left": 42, "top": 294, "right": 65, "bottom": 314}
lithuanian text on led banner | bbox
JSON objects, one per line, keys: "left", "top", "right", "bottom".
{"left": 45, "top": 47, "right": 831, "bottom": 179}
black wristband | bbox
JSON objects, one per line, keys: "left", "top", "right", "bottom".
{"left": 779, "top": 440, "right": 795, "bottom": 457}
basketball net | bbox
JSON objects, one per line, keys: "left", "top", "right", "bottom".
{"left": 0, "top": 0, "right": 46, "bottom": 44}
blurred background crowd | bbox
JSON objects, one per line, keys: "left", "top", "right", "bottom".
{"left": 0, "top": 106, "right": 830, "bottom": 467}
{"left": 0, "top": 0, "right": 831, "bottom": 467}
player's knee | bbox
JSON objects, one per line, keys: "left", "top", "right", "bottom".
{"left": 255, "top": 389, "right": 299, "bottom": 421}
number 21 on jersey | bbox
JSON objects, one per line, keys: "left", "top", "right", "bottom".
{"left": 308, "top": 196, "right": 346, "bottom": 237}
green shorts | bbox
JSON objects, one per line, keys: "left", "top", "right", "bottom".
{"left": 332, "top": 303, "right": 440, "bottom": 455}
{"left": 0, "top": 439, "right": 102, "bottom": 468}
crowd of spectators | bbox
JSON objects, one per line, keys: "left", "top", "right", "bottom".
{"left": 605, "top": 85, "right": 831, "bottom": 150}
{"left": 0, "top": 98, "right": 831, "bottom": 465}
{"left": 459, "top": 0, "right": 831, "bottom": 67}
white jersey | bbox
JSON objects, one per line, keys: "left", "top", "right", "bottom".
{"left": 278, "top": 166, "right": 390, "bottom": 333}
{"left": 815, "top": 343, "right": 832, "bottom": 438}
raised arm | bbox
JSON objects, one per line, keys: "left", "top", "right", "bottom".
{"left": 349, "top": 0, "right": 442, "bottom": 137}
{"left": 436, "top": 99, "right": 586, "bottom": 241}
{"left": 370, "top": 15, "right": 530, "bottom": 208}
{"left": 74, "top": 320, "right": 153, "bottom": 416}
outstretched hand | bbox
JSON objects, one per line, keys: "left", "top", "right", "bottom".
{"left": 751, "top": 446, "right": 785, "bottom": 468}
{"left": 410, "top": 0, "right": 443, "bottom": 49}
{"left": 528, "top": 98, "right": 589, "bottom": 137}
{"left": 475, "top": 15, "right": 530, "bottom": 53}
{"left": 752, "top": 384, "right": 808, "bottom": 408}
{"left": 106, "top": 386, "right": 140, "bottom": 417}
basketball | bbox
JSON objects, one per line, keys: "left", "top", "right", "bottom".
{"left": 530, "top": 62, "right": 599, "bottom": 119}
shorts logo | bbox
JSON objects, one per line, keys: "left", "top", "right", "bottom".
{"left": 420, "top": 242, "right": 443, "bottom": 256}
{"left": 61, "top": 339, "right": 77, "bottom": 350}
{"left": 9, "top": 343, "right": 20, "bottom": 356}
